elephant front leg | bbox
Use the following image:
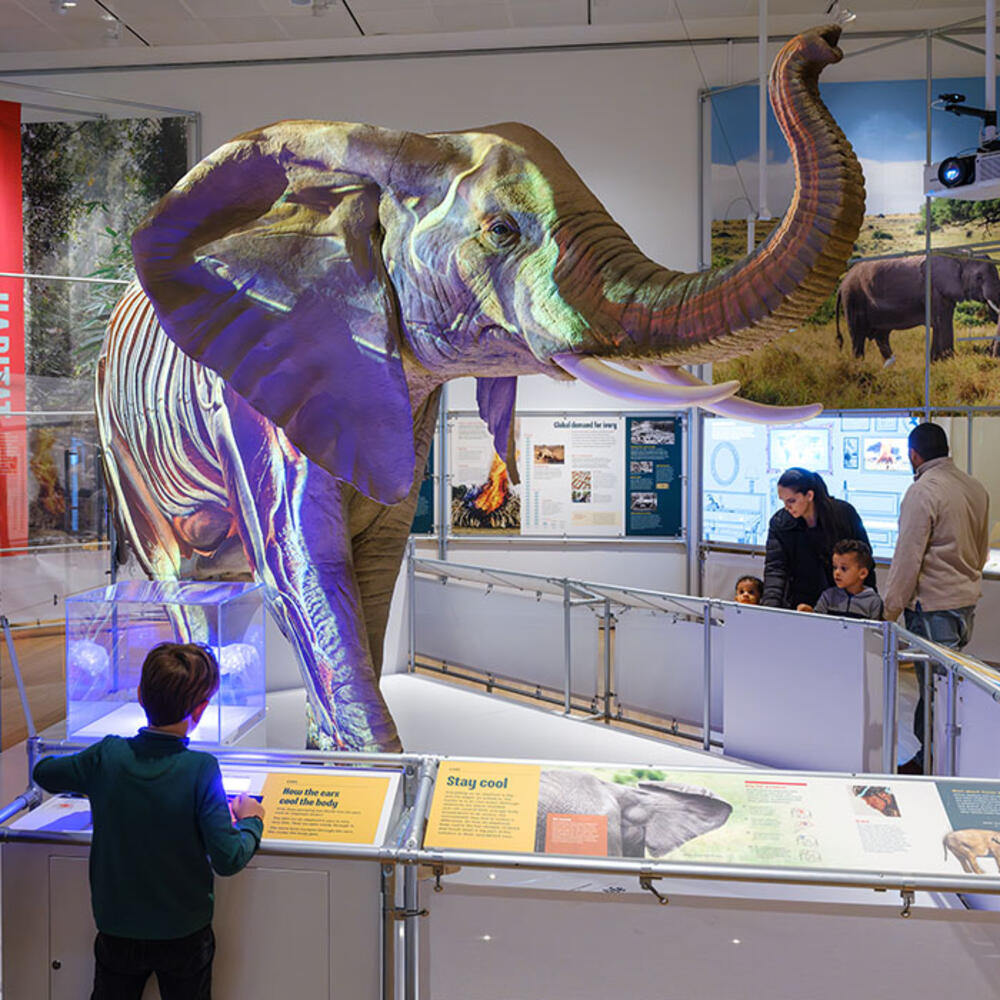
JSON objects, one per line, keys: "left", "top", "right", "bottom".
{"left": 931, "top": 296, "right": 955, "bottom": 361}
{"left": 218, "top": 396, "right": 401, "bottom": 752}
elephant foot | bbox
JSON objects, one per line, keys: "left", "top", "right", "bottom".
{"left": 882, "top": 355, "right": 896, "bottom": 369}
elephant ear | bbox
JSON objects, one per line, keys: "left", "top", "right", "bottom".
{"left": 131, "top": 125, "right": 414, "bottom": 506}
{"left": 637, "top": 782, "right": 733, "bottom": 857}
{"left": 475, "top": 376, "right": 519, "bottom": 484}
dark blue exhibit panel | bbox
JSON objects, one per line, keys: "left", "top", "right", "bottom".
{"left": 625, "top": 416, "right": 683, "bottom": 538}
{"left": 411, "top": 440, "right": 435, "bottom": 535}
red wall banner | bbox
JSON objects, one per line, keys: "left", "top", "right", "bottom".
{"left": 0, "top": 99, "right": 26, "bottom": 552}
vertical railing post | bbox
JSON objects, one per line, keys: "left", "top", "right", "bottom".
{"left": 381, "top": 864, "right": 396, "bottom": 1000}
{"left": 602, "top": 599, "right": 612, "bottom": 722}
{"left": 403, "top": 864, "right": 419, "bottom": 1000}
{"left": 947, "top": 669, "right": 960, "bottom": 777}
{"left": 562, "top": 581, "right": 573, "bottom": 715}
{"left": 882, "top": 622, "right": 898, "bottom": 774}
{"left": 407, "top": 539, "right": 417, "bottom": 674}
{"left": 922, "top": 656, "right": 933, "bottom": 776}
{"left": 436, "top": 387, "right": 449, "bottom": 562}
{"left": 702, "top": 601, "right": 712, "bottom": 752}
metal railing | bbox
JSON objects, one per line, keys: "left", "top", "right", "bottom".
{"left": 6, "top": 744, "right": 1000, "bottom": 1000}
{"left": 408, "top": 554, "right": 1000, "bottom": 777}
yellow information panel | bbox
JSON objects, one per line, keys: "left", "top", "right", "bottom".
{"left": 425, "top": 760, "right": 541, "bottom": 852}
{"left": 260, "top": 771, "right": 392, "bottom": 844}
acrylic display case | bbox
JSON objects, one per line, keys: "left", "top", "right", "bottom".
{"left": 65, "top": 580, "right": 266, "bottom": 744}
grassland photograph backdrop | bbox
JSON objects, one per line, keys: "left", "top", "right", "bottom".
{"left": 710, "top": 74, "right": 1000, "bottom": 410}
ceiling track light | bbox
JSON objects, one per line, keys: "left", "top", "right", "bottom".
{"left": 50, "top": 0, "right": 78, "bottom": 13}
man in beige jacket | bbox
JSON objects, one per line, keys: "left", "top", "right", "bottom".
{"left": 883, "top": 422, "right": 990, "bottom": 773}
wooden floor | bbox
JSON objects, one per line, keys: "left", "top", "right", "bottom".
{"left": 1, "top": 625, "right": 66, "bottom": 750}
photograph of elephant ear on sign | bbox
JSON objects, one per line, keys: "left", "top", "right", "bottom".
{"left": 711, "top": 76, "right": 1000, "bottom": 409}
{"left": 534, "top": 769, "right": 733, "bottom": 860}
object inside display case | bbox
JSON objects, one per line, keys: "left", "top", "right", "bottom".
{"left": 64, "top": 580, "right": 266, "bottom": 744}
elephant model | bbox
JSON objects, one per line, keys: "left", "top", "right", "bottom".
{"left": 98, "top": 25, "right": 864, "bottom": 751}
{"left": 534, "top": 769, "right": 732, "bottom": 857}
{"left": 943, "top": 828, "right": 1000, "bottom": 874}
{"left": 835, "top": 253, "right": 1000, "bottom": 364}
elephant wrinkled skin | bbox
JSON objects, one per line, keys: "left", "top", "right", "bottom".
{"left": 535, "top": 770, "right": 732, "bottom": 858}
{"left": 99, "top": 25, "right": 864, "bottom": 751}
{"left": 835, "top": 253, "right": 1000, "bottom": 364}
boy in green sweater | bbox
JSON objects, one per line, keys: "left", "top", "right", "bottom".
{"left": 33, "top": 642, "right": 265, "bottom": 999}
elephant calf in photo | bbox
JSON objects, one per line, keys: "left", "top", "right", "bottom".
{"left": 835, "top": 253, "right": 1000, "bottom": 364}
{"left": 943, "top": 828, "right": 1000, "bottom": 874}
{"left": 535, "top": 770, "right": 732, "bottom": 858}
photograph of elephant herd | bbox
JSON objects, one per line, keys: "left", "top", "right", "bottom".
{"left": 711, "top": 74, "right": 1000, "bottom": 409}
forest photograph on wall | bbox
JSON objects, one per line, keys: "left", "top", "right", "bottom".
{"left": 21, "top": 115, "right": 187, "bottom": 545}
{"left": 710, "top": 74, "right": 1000, "bottom": 410}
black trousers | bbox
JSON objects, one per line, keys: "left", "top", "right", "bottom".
{"left": 92, "top": 925, "right": 215, "bottom": 1000}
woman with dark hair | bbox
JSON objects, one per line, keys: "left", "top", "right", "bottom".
{"left": 761, "top": 467, "right": 874, "bottom": 609}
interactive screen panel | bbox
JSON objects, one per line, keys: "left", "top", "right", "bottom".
{"left": 702, "top": 415, "right": 925, "bottom": 559}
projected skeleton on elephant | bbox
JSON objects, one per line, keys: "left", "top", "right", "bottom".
{"left": 98, "top": 25, "right": 865, "bottom": 751}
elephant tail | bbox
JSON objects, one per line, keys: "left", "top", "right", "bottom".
{"left": 835, "top": 290, "right": 843, "bottom": 350}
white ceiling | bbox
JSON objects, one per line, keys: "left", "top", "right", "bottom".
{"left": 0, "top": 0, "right": 986, "bottom": 58}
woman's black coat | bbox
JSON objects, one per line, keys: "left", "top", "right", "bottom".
{"left": 761, "top": 498, "right": 874, "bottom": 609}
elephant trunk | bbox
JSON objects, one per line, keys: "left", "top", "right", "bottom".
{"left": 561, "top": 24, "right": 864, "bottom": 368}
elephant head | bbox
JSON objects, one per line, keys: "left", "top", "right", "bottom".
{"left": 132, "top": 24, "right": 864, "bottom": 505}
{"left": 958, "top": 255, "right": 1000, "bottom": 315}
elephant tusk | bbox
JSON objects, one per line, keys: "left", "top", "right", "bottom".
{"left": 552, "top": 354, "right": 740, "bottom": 406}
{"left": 988, "top": 299, "right": 1000, "bottom": 315}
{"left": 640, "top": 364, "right": 823, "bottom": 424}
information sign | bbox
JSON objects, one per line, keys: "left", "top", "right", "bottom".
{"left": 624, "top": 416, "right": 683, "bottom": 537}
{"left": 424, "top": 760, "right": 542, "bottom": 852}
{"left": 410, "top": 441, "right": 435, "bottom": 535}
{"left": 423, "top": 761, "right": 1000, "bottom": 883}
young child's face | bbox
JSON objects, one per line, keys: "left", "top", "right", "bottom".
{"left": 832, "top": 552, "right": 867, "bottom": 593}
{"left": 735, "top": 580, "right": 761, "bottom": 605}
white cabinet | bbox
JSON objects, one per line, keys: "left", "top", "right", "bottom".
{"left": 4, "top": 843, "right": 382, "bottom": 999}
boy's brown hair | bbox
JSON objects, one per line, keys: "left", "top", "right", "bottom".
{"left": 832, "top": 538, "right": 874, "bottom": 576}
{"left": 139, "top": 643, "right": 219, "bottom": 727}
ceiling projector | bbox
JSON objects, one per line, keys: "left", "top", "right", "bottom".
{"left": 923, "top": 93, "right": 1000, "bottom": 201}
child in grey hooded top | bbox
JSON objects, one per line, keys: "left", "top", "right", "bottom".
{"left": 798, "top": 539, "right": 883, "bottom": 621}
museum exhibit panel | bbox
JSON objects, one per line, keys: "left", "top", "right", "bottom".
{"left": 2, "top": 0, "right": 1000, "bottom": 997}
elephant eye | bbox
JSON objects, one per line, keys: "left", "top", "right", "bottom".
{"left": 484, "top": 217, "right": 520, "bottom": 248}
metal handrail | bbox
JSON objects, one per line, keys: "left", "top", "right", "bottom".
{"left": 6, "top": 749, "right": 1000, "bottom": 898}
{"left": 410, "top": 554, "right": 1000, "bottom": 774}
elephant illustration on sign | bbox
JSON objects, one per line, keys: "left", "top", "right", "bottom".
{"left": 98, "top": 25, "right": 864, "bottom": 751}
{"left": 943, "top": 828, "right": 1000, "bottom": 874}
{"left": 535, "top": 770, "right": 732, "bottom": 857}
{"left": 835, "top": 253, "right": 1000, "bottom": 365}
